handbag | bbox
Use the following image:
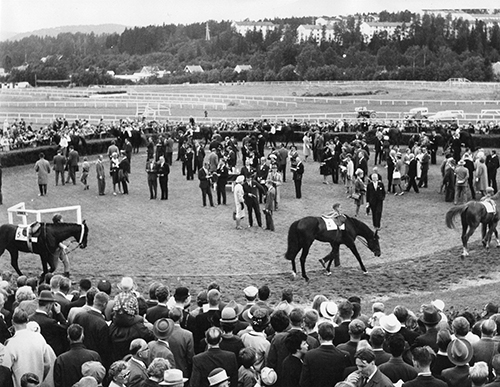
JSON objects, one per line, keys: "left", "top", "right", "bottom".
{"left": 392, "top": 170, "right": 401, "bottom": 179}
{"left": 351, "top": 192, "right": 360, "bottom": 200}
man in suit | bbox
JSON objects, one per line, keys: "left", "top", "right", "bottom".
{"left": 73, "top": 292, "right": 112, "bottom": 369}
{"left": 487, "top": 150, "right": 499, "bottom": 193}
{"left": 379, "top": 333, "right": 418, "bottom": 384}
{"left": 168, "top": 307, "right": 195, "bottom": 378}
{"left": 255, "top": 157, "right": 270, "bottom": 202}
{"left": 193, "top": 289, "right": 221, "bottom": 354}
{"left": 190, "top": 327, "right": 238, "bottom": 387}
{"left": 348, "top": 347, "right": 393, "bottom": 387}
{"left": 63, "top": 278, "right": 92, "bottom": 318}
{"left": 291, "top": 156, "right": 304, "bottom": 199}
{"left": 277, "top": 144, "right": 289, "bottom": 182}
{"left": 300, "top": 322, "right": 351, "bottom": 387}
{"left": 334, "top": 301, "right": 354, "bottom": 346}
{"left": 53, "top": 324, "right": 101, "bottom": 387}
{"left": 148, "top": 318, "right": 176, "bottom": 367}
{"left": 243, "top": 175, "right": 264, "bottom": 228}
{"left": 66, "top": 145, "right": 79, "bottom": 185}
{"left": 403, "top": 346, "right": 447, "bottom": 387}
{"left": 405, "top": 154, "right": 420, "bottom": 194}
{"left": 411, "top": 305, "right": 441, "bottom": 353}
{"left": 157, "top": 155, "right": 170, "bottom": 200}
{"left": 53, "top": 150, "right": 66, "bottom": 186}
{"left": 146, "top": 285, "right": 170, "bottom": 324}
{"left": 119, "top": 151, "right": 130, "bottom": 195}
{"left": 198, "top": 162, "right": 214, "bottom": 207}
{"left": 29, "top": 290, "right": 68, "bottom": 356}
{"left": 128, "top": 339, "right": 150, "bottom": 387}
{"left": 366, "top": 173, "right": 386, "bottom": 231}
{"left": 50, "top": 275, "right": 70, "bottom": 310}
{"left": 146, "top": 158, "right": 158, "bottom": 200}
{"left": 95, "top": 155, "right": 106, "bottom": 195}
{"left": 194, "top": 140, "right": 205, "bottom": 174}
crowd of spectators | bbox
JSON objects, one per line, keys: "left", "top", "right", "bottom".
{"left": 0, "top": 272, "right": 499, "bottom": 387}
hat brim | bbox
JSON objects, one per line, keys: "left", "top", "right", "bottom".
{"left": 159, "top": 377, "right": 189, "bottom": 386}
{"left": 420, "top": 313, "right": 442, "bottom": 325}
{"left": 447, "top": 339, "right": 473, "bottom": 366}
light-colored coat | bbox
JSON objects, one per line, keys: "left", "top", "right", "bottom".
{"left": 35, "top": 158, "right": 51, "bottom": 184}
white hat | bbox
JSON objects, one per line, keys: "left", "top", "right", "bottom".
{"left": 208, "top": 368, "right": 229, "bottom": 386}
{"left": 320, "top": 301, "right": 338, "bottom": 319}
{"left": 243, "top": 286, "right": 258, "bottom": 298}
{"left": 260, "top": 367, "right": 277, "bottom": 385}
{"left": 118, "top": 277, "right": 135, "bottom": 292}
{"left": 431, "top": 299, "right": 445, "bottom": 312}
{"left": 379, "top": 314, "right": 402, "bottom": 333}
{"left": 235, "top": 175, "right": 245, "bottom": 184}
{"left": 160, "top": 369, "right": 189, "bottom": 386}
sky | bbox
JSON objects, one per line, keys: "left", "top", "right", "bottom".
{"left": 1, "top": 0, "right": 499, "bottom": 35}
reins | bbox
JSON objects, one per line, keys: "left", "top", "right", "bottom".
{"left": 41, "top": 223, "right": 85, "bottom": 254}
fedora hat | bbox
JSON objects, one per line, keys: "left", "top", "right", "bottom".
{"left": 320, "top": 301, "right": 338, "bottom": 319}
{"left": 420, "top": 305, "right": 442, "bottom": 325}
{"left": 160, "top": 369, "right": 189, "bottom": 386}
{"left": 225, "top": 300, "right": 241, "bottom": 315}
{"left": 242, "top": 304, "right": 261, "bottom": 323}
{"left": 447, "top": 338, "right": 473, "bottom": 366}
{"left": 431, "top": 299, "right": 445, "bottom": 312}
{"left": 379, "top": 314, "right": 401, "bottom": 334}
{"left": 220, "top": 307, "right": 238, "bottom": 324}
{"left": 153, "top": 318, "right": 175, "bottom": 340}
{"left": 38, "top": 290, "right": 55, "bottom": 302}
{"left": 260, "top": 367, "right": 278, "bottom": 385}
{"left": 208, "top": 368, "right": 229, "bottom": 386}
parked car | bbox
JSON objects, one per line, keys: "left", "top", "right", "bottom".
{"left": 405, "top": 107, "right": 428, "bottom": 120}
{"left": 355, "top": 107, "right": 376, "bottom": 119}
{"left": 427, "top": 110, "right": 464, "bottom": 122}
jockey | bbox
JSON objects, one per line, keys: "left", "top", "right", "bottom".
{"left": 324, "top": 203, "right": 343, "bottom": 220}
{"left": 481, "top": 187, "right": 496, "bottom": 206}
{"left": 52, "top": 213, "right": 70, "bottom": 277}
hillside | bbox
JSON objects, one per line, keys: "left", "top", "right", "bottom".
{"left": 4, "top": 24, "right": 128, "bottom": 41}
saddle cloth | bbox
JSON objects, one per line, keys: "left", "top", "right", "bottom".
{"left": 322, "top": 217, "right": 346, "bottom": 231}
{"left": 15, "top": 223, "right": 39, "bottom": 243}
{"left": 482, "top": 200, "right": 496, "bottom": 214}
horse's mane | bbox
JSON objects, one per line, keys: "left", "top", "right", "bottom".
{"left": 346, "top": 216, "right": 375, "bottom": 238}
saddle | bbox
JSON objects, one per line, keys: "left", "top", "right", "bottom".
{"left": 481, "top": 200, "right": 497, "bottom": 214}
{"left": 15, "top": 222, "right": 42, "bottom": 252}
{"left": 321, "top": 214, "right": 346, "bottom": 231}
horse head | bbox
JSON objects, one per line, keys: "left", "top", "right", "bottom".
{"left": 368, "top": 229, "right": 381, "bottom": 257}
{"left": 79, "top": 220, "right": 89, "bottom": 249}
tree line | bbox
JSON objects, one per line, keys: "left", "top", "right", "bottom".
{"left": 1, "top": 12, "right": 500, "bottom": 86}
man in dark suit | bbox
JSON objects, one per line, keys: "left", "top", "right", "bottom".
{"left": 53, "top": 324, "right": 101, "bottom": 387}
{"left": 53, "top": 150, "right": 67, "bottom": 186}
{"left": 29, "top": 290, "right": 68, "bottom": 356}
{"left": 146, "top": 285, "right": 170, "bottom": 324}
{"left": 66, "top": 145, "right": 79, "bottom": 185}
{"left": 334, "top": 300, "right": 354, "bottom": 346}
{"left": 119, "top": 152, "right": 131, "bottom": 195}
{"left": 366, "top": 173, "right": 386, "bottom": 231}
{"left": 405, "top": 154, "right": 420, "bottom": 193}
{"left": 277, "top": 144, "right": 289, "bottom": 182}
{"left": 73, "top": 292, "right": 113, "bottom": 369}
{"left": 198, "top": 162, "right": 214, "bottom": 207}
{"left": 349, "top": 347, "right": 393, "bottom": 387}
{"left": 193, "top": 289, "right": 221, "bottom": 354}
{"left": 63, "top": 278, "right": 92, "bottom": 318}
{"left": 194, "top": 140, "right": 205, "bottom": 174}
{"left": 167, "top": 307, "right": 195, "bottom": 378}
{"left": 95, "top": 155, "right": 106, "bottom": 195}
{"left": 411, "top": 305, "right": 441, "bottom": 353}
{"left": 300, "top": 322, "right": 351, "bottom": 387}
{"left": 291, "top": 156, "right": 304, "bottom": 199}
{"left": 146, "top": 158, "right": 158, "bottom": 200}
{"left": 157, "top": 156, "right": 170, "bottom": 200}
{"left": 403, "top": 346, "right": 447, "bottom": 387}
{"left": 487, "top": 150, "right": 499, "bottom": 193}
{"left": 190, "top": 327, "right": 238, "bottom": 387}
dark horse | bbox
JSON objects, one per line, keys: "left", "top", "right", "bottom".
{"left": 445, "top": 195, "right": 500, "bottom": 257}
{"left": 0, "top": 222, "right": 89, "bottom": 279}
{"left": 285, "top": 216, "right": 381, "bottom": 281}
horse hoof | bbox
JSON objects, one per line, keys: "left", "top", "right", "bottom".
{"left": 324, "top": 271, "right": 332, "bottom": 276}
{"left": 291, "top": 272, "right": 297, "bottom": 280}
{"left": 363, "top": 271, "right": 369, "bottom": 275}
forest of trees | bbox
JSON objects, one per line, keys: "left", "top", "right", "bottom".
{"left": 1, "top": 11, "right": 500, "bottom": 86}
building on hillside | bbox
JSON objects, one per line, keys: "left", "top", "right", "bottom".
{"left": 0, "top": 68, "right": 7, "bottom": 77}
{"left": 423, "top": 9, "right": 500, "bottom": 28}
{"left": 234, "top": 65, "right": 252, "bottom": 73}
{"left": 493, "top": 62, "right": 500, "bottom": 80}
{"left": 113, "top": 66, "right": 167, "bottom": 83}
{"left": 184, "top": 65, "right": 204, "bottom": 74}
{"left": 297, "top": 24, "right": 336, "bottom": 44}
{"left": 315, "top": 16, "right": 341, "bottom": 27}
{"left": 359, "top": 21, "right": 406, "bottom": 42}
{"left": 231, "top": 21, "right": 278, "bottom": 37}
{"left": 12, "top": 63, "right": 29, "bottom": 72}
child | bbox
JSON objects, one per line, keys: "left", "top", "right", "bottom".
{"left": 80, "top": 157, "right": 90, "bottom": 190}
{"left": 264, "top": 181, "right": 276, "bottom": 231}
{"left": 238, "top": 347, "right": 258, "bottom": 387}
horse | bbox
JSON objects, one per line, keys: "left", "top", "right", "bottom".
{"left": 445, "top": 195, "right": 500, "bottom": 257}
{"left": 0, "top": 221, "right": 89, "bottom": 279}
{"left": 285, "top": 216, "right": 381, "bottom": 281}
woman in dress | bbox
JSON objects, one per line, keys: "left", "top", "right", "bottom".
{"left": 302, "top": 131, "right": 312, "bottom": 162}
{"left": 233, "top": 175, "right": 246, "bottom": 230}
{"left": 110, "top": 152, "right": 121, "bottom": 195}
{"left": 353, "top": 168, "right": 366, "bottom": 217}
{"left": 392, "top": 152, "right": 405, "bottom": 195}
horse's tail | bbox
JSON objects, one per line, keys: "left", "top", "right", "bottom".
{"left": 285, "top": 220, "right": 300, "bottom": 261}
{"left": 445, "top": 204, "right": 468, "bottom": 229}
